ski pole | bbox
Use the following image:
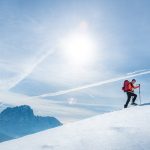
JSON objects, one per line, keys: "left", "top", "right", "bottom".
{"left": 139, "top": 84, "right": 141, "bottom": 105}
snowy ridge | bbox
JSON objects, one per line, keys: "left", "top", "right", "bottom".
{"left": 0, "top": 104, "right": 150, "bottom": 150}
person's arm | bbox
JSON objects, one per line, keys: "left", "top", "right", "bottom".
{"left": 133, "top": 84, "right": 140, "bottom": 89}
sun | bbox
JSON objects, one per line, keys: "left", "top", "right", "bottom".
{"left": 60, "top": 31, "right": 97, "bottom": 67}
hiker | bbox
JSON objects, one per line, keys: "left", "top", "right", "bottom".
{"left": 122, "top": 79, "right": 140, "bottom": 108}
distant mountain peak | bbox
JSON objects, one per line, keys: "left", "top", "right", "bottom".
{"left": 0, "top": 105, "right": 62, "bottom": 142}
{"left": 0, "top": 105, "right": 34, "bottom": 120}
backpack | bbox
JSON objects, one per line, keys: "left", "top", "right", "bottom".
{"left": 122, "top": 80, "right": 130, "bottom": 92}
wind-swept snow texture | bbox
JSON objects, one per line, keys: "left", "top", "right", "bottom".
{"left": 0, "top": 104, "right": 150, "bottom": 150}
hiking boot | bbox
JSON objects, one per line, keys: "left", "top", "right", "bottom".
{"left": 131, "top": 102, "right": 138, "bottom": 106}
{"left": 124, "top": 105, "right": 127, "bottom": 108}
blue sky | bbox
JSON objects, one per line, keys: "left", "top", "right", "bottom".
{"left": 0, "top": 0, "right": 150, "bottom": 109}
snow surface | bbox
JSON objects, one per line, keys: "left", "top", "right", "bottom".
{"left": 0, "top": 104, "right": 150, "bottom": 150}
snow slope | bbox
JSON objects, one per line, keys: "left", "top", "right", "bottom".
{"left": 0, "top": 104, "right": 150, "bottom": 150}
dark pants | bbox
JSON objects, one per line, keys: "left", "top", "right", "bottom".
{"left": 124, "top": 92, "right": 137, "bottom": 107}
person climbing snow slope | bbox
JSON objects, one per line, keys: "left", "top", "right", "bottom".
{"left": 122, "top": 79, "right": 140, "bottom": 108}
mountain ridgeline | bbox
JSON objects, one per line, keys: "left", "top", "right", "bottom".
{"left": 0, "top": 105, "right": 62, "bottom": 142}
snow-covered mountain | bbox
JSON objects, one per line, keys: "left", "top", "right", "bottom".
{"left": 0, "top": 105, "right": 62, "bottom": 142}
{"left": 0, "top": 104, "right": 150, "bottom": 150}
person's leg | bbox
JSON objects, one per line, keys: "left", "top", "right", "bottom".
{"left": 131, "top": 93, "right": 137, "bottom": 104}
{"left": 124, "top": 92, "right": 132, "bottom": 108}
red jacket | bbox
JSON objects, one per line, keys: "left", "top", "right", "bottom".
{"left": 128, "top": 82, "right": 139, "bottom": 92}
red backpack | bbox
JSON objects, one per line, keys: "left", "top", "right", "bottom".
{"left": 122, "top": 80, "right": 130, "bottom": 92}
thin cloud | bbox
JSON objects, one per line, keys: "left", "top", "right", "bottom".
{"left": 6, "top": 48, "right": 56, "bottom": 90}
{"left": 127, "top": 69, "right": 148, "bottom": 75}
{"left": 33, "top": 69, "right": 150, "bottom": 98}
{"left": 0, "top": 14, "right": 57, "bottom": 91}
{"left": 0, "top": 91, "right": 99, "bottom": 123}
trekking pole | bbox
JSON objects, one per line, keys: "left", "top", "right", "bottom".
{"left": 139, "top": 84, "right": 141, "bottom": 105}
